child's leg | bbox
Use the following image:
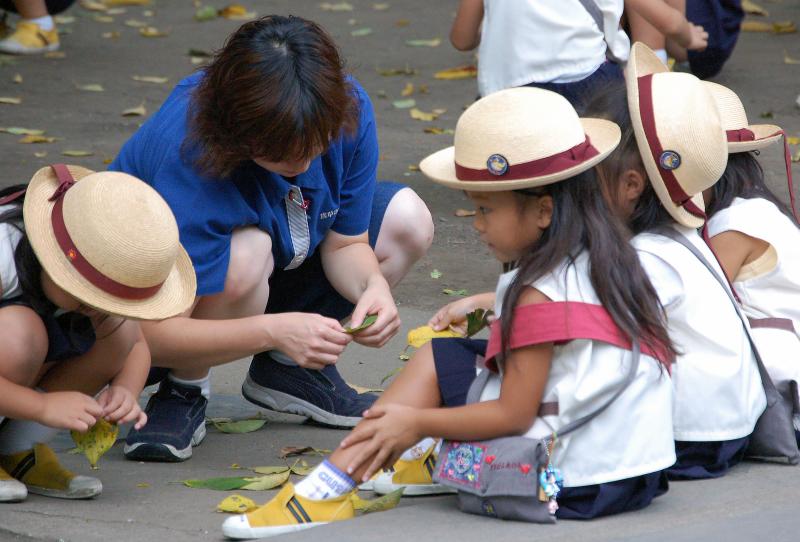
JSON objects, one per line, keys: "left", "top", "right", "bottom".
{"left": 627, "top": 8, "right": 668, "bottom": 63}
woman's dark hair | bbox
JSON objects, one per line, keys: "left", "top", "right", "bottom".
{"left": 584, "top": 82, "right": 673, "bottom": 235}
{"left": 187, "top": 15, "right": 359, "bottom": 178}
{"left": 500, "top": 170, "right": 676, "bottom": 366}
{"left": 706, "top": 152, "right": 799, "bottom": 226}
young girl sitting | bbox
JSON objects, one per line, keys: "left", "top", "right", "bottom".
{"left": 703, "top": 82, "right": 800, "bottom": 444}
{"left": 0, "top": 164, "right": 195, "bottom": 502}
{"left": 221, "top": 87, "right": 677, "bottom": 539}
{"left": 584, "top": 43, "right": 766, "bottom": 479}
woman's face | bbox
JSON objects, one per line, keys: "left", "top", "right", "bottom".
{"left": 253, "top": 157, "right": 314, "bottom": 178}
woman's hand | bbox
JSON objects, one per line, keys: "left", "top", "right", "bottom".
{"left": 339, "top": 404, "right": 422, "bottom": 481}
{"left": 268, "top": 313, "right": 352, "bottom": 370}
{"left": 37, "top": 391, "right": 103, "bottom": 432}
{"left": 348, "top": 276, "right": 400, "bottom": 348}
{"left": 428, "top": 292, "right": 495, "bottom": 334}
{"left": 97, "top": 385, "right": 147, "bottom": 430}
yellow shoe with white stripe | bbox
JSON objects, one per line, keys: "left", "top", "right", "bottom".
{"left": 0, "top": 21, "right": 59, "bottom": 55}
{"left": 372, "top": 444, "right": 455, "bottom": 496}
{"left": 0, "top": 466, "right": 27, "bottom": 502}
{"left": 0, "top": 443, "right": 102, "bottom": 499}
{"left": 222, "top": 483, "right": 355, "bottom": 539}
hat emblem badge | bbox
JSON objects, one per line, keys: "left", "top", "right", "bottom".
{"left": 486, "top": 154, "right": 509, "bottom": 176}
{"left": 659, "top": 150, "right": 681, "bottom": 171}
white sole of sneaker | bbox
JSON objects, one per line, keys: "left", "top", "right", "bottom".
{"left": 372, "top": 479, "right": 456, "bottom": 497}
{"left": 0, "top": 42, "right": 59, "bottom": 55}
{"left": 27, "top": 476, "right": 102, "bottom": 500}
{"left": 123, "top": 421, "right": 207, "bottom": 461}
{"left": 0, "top": 480, "right": 27, "bottom": 502}
{"left": 222, "top": 516, "right": 328, "bottom": 539}
{"left": 242, "top": 375, "right": 361, "bottom": 428}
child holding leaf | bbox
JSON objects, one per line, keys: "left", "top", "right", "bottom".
{"left": 221, "top": 87, "right": 676, "bottom": 539}
{"left": 0, "top": 165, "right": 195, "bottom": 502}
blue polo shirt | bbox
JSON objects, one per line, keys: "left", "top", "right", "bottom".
{"left": 110, "top": 72, "right": 378, "bottom": 296}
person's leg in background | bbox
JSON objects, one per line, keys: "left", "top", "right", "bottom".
{"left": 0, "top": 0, "right": 59, "bottom": 55}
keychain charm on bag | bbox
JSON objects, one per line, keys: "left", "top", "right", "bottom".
{"left": 538, "top": 434, "right": 564, "bottom": 515}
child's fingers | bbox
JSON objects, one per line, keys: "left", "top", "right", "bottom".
{"left": 361, "top": 406, "right": 385, "bottom": 419}
{"left": 363, "top": 447, "right": 392, "bottom": 481}
{"left": 118, "top": 405, "right": 141, "bottom": 425}
{"left": 346, "top": 440, "right": 380, "bottom": 476}
{"left": 134, "top": 411, "right": 148, "bottom": 430}
{"left": 340, "top": 424, "right": 374, "bottom": 448}
{"left": 102, "top": 394, "right": 124, "bottom": 416}
{"left": 105, "top": 400, "right": 132, "bottom": 422}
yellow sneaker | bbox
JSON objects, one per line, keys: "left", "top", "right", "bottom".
{"left": 0, "top": 465, "right": 27, "bottom": 502}
{"left": 372, "top": 443, "right": 455, "bottom": 496}
{"left": 221, "top": 483, "right": 355, "bottom": 539}
{"left": 0, "top": 443, "right": 102, "bottom": 499}
{"left": 0, "top": 21, "right": 59, "bottom": 55}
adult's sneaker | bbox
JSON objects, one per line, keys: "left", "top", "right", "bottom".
{"left": 0, "top": 21, "right": 59, "bottom": 55}
{"left": 242, "top": 352, "right": 377, "bottom": 428}
{"left": 124, "top": 378, "right": 207, "bottom": 462}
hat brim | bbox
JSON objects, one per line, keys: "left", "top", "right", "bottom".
{"left": 626, "top": 43, "right": 706, "bottom": 229}
{"left": 419, "top": 118, "right": 621, "bottom": 191}
{"left": 23, "top": 165, "right": 196, "bottom": 321}
{"left": 728, "top": 124, "right": 784, "bottom": 153}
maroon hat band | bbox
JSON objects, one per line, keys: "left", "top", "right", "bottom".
{"left": 454, "top": 136, "right": 599, "bottom": 181}
{"left": 48, "top": 164, "right": 164, "bottom": 301}
{"left": 726, "top": 128, "right": 755, "bottom": 143}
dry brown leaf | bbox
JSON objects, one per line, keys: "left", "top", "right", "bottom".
{"left": 139, "top": 26, "right": 169, "bottom": 37}
{"left": 785, "top": 51, "right": 800, "bottom": 65}
{"left": 377, "top": 66, "right": 416, "bottom": 76}
{"left": 122, "top": 104, "right": 147, "bottom": 117}
{"left": 19, "top": 135, "right": 57, "bottom": 144}
{"left": 102, "top": 31, "right": 121, "bottom": 39}
{"left": 219, "top": 4, "right": 255, "bottom": 20}
{"left": 418, "top": 84, "right": 429, "bottom": 94}
{"left": 12, "top": 74, "right": 22, "bottom": 84}
{"left": 132, "top": 75, "right": 168, "bottom": 84}
{"left": 395, "top": 19, "right": 410, "bottom": 27}
{"left": 401, "top": 82, "right": 414, "bottom": 97}
{"left": 76, "top": 83, "right": 104, "bottom": 92}
{"left": 44, "top": 51, "right": 66, "bottom": 59}
{"left": 80, "top": 0, "right": 108, "bottom": 11}
{"left": 0, "top": 97, "right": 21, "bottom": 105}
{"left": 435, "top": 65, "right": 477, "bottom": 80}
{"left": 454, "top": 208, "right": 476, "bottom": 217}
{"left": 742, "top": 0, "right": 768, "bottom": 16}
{"left": 774, "top": 21, "right": 797, "bottom": 34}
{"left": 278, "top": 446, "right": 331, "bottom": 459}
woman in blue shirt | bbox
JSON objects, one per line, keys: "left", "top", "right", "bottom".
{"left": 110, "top": 15, "right": 433, "bottom": 462}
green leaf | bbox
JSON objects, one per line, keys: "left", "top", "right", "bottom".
{"left": 187, "top": 48, "right": 212, "bottom": 57}
{"left": 241, "top": 470, "right": 291, "bottom": 490}
{"left": 465, "top": 308, "right": 494, "bottom": 337}
{"left": 760, "top": 111, "right": 774, "bottom": 119}
{"left": 430, "top": 269, "right": 442, "bottom": 279}
{"left": 380, "top": 366, "right": 403, "bottom": 385}
{"left": 182, "top": 476, "right": 251, "bottom": 490}
{"left": 251, "top": 466, "right": 291, "bottom": 475}
{"left": 350, "top": 27, "right": 373, "bottom": 37}
{"left": 194, "top": 5, "right": 218, "bottom": 21}
{"left": 0, "top": 127, "right": 44, "bottom": 136}
{"left": 353, "top": 488, "right": 404, "bottom": 513}
{"left": 442, "top": 288, "right": 468, "bottom": 296}
{"left": 212, "top": 419, "right": 267, "bottom": 434}
{"left": 346, "top": 314, "right": 378, "bottom": 334}
{"left": 405, "top": 38, "right": 441, "bottom": 47}
{"left": 392, "top": 99, "right": 416, "bottom": 109}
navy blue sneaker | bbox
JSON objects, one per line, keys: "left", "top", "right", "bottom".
{"left": 241, "top": 352, "right": 377, "bottom": 428}
{"left": 123, "top": 379, "right": 208, "bottom": 462}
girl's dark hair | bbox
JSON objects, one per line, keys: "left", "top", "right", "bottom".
{"left": 187, "top": 15, "right": 359, "bottom": 178}
{"left": 583, "top": 82, "right": 673, "bottom": 235}
{"left": 706, "top": 152, "right": 799, "bottom": 225}
{"left": 500, "top": 170, "right": 676, "bottom": 365}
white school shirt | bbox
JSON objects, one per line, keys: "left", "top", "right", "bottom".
{"left": 0, "top": 205, "right": 23, "bottom": 301}
{"left": 477, "top": 252, "right": 675, "bottom": 488}
{"left": 477, "top": 0, "right": 630, "bottom": 96}
{"left": 633, "top": 224, "right": 766, "bottom": 442}
{"left": 707, "top": 197, "right": 800, "bottom": 384}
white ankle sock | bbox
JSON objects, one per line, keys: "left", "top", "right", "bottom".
{"left": 653, "top": 48, "right": 668, "bottom": 64}
{"left": 294, "top": 459, "right": 355, "bottom": 500}
{"left": 26, "top": 16, "right": 54, "bottom": 31}
{"left": 0, "top": 419, "right": 59, "bottom": 455}
{"left": 400, "top": 437, "right": 437, "bottom": 461}
{"left": 168, "top": 374, "right": 211, "bottom": 399}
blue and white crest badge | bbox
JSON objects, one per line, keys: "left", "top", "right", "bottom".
{"left": 659, "top": 150, "right": 681, "bottom": 171}
{"left": 486, "top": 154, "right": 509, "bottom": 176}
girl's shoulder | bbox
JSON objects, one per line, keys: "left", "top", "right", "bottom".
{"left": 0, "top": 216, "right": 24, "bottom": 300}
{"left": 707, "top": 196, "right": 790, "bottom": 237}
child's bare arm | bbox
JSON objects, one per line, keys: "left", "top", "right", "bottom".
{"left": 450, "top": 0, "right": 484, "bottom": 51}
{"left": 709, "top": 231, "right": 771, "bottom": 283}
{"left": 626, "top": 0, "right": 708, "bottom": 50}
{"left": 0, "top": 377, "right": 101, "bottom": 431}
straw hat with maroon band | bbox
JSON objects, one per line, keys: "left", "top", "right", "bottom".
{"left": 419, "top": 87, "right": 621, "bottom": 191}
{"left": 625, "top": 42, "right": 728, "bottom": 229}
{"left": 23, "top": 164, "right": 196, "bottom": 320}
{"left": 703, "top": 82, "right": 785, "bottom": 153}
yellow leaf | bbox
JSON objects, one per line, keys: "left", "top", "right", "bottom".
{"left": 62, "top": 150, "right": 94, "bottom": 157}
{"left": 124, "top": 19, "right": 148, "bottom": 27}
{"left": 351, "top": 488, "right": 404, "bottom": 513}
{"left": 407, "top": 325, "right": 462, "bottom": 348}
{"left": 76, "top": 83, "right": 104, "bottom": 92}
{"left": 742, "top": 0, "right": 768, "bottom": 16}
{"left": 787, "top": 136, "right": 800, "bottom": 145}
{"left": 102, "top": 31, "right": 121, "bottom": 39}
{"left": 54, "top": 15, "right": 76, "bottom": 24}
{"left": 773, "top": 21, "right": 797, "bottom": 34}
{"left": 12, "top": 74, "right": 22, "bottom": 84}
{"left": 217, "top": 494, "right": 258, "bottom": 514}
{"left": 434, "top": 65, "right": 477, "bottom": 80}
{"left": 454, "top": 208, "right": 475, "bottom": 217}
{"left": 784, "top": 51, "right": 800, "bottom": 65}
{"left": 136, "top": 483, "right": 150, "bottom": 488}
{"left": 106, "top": 7, "right": 127, "bottom": 15}
{"left": 320, "top": 2, "right": 353, "bottom": 11}
{"left": 139, "top": 26, "right": 169, "bottom": 37}
{"left": 409, "top": 108, "right": 445, "bottom": 121}
{"left": 377, "top": 66, "right": 416, "bottom": 76}
{"left": 793, "top": 149, "right": 800, "bottom": 163}
{"left": 240, "top": 469, "right": 291, "bottom": 490}
{"left": 44, "top": 51, "right": 66, "bottom": 59}
{"left": 34, "top": 151, "right": 47, "bottom": 158}
{"left": 0, "top": 97, "right": 21, "bottom": 105}
{"left": 401, "top": 82, "right": 414, "bottom": 97}
{"left": 132, "top": 75, "right": 168, "bottom": 84}
{"left": 19, "top": 135, "right": 57, "bottom": 144}
{"left": 373, "top": 3, "right": 390, "bottom": 10}
{"left": 220, "top": 4, "right": 255, "bottom": 20}
{"left": 122, "top": 104, "right": 147, "bottom": 117}
{"left": 70, "top": 419, "right": 118, "bottom": 468}
{"left": 407, "top": 164, "right": 420, "bottom": 172}
{"left": 80, "top": 0, "right": 108, "bottom": 11}
{"left": 742, "top": 21, "right": 771, "bottom": 32}
{"left": 93, "top": 15, "right": 115, "bottom": 23}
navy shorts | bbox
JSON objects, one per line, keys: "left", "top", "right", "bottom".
{"left": 667, "top": 437, "right": 749, "bottom": 480}
{"left": 0, "top": 296, "right": 95, "bottom": 363}
{"left": 524, "top": 61, "right": 624, "bottom": 115}
{"left": 430, "top": 336, "right": 669, "bottom": 519}
{"left": 686, "top": 0, "right": 744, "bottom": 79}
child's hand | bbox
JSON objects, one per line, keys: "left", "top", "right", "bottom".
{"left": 339, "top": 404, "right": 421, "bottom": 481}
{"left": 428, "top": 292, "right": 495, "bottom": 333}
{"left": 97, "top": 385, "right": 147, "bottom": 430}
{"left": 38, "top": 391, "right": 103, "bottom": 432}
{"left": 686, "top": 23, "right": 708, "bottom": 51}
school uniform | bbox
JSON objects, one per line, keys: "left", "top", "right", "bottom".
{"left": 433, "top": 251, "right": 675, "bottom": 518}
{"left": 0, "top": 208, "right": 95, "bottom": 362}
{"left": 633, "top": 223, "right": 767, "bottom": 479}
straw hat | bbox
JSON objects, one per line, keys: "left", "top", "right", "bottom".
{"left": 702, "top": 81, "right": 784, "bottom": 153}
{"left": 625, "top": 42, "right": 728, "bottom": 228}
{"left": 23, "top": 164, "right": 196, "bottom": 320}
{"left": 419, "top": 87, "right": 621, "bottom": 191}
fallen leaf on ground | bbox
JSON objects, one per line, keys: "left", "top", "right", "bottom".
{"left": 347, "top": 382, "right": 384, "bottom": 394}
{"left": 345, "top": 314, "right": 378, "bottom": 334}
{"left": 189, "top": 48, "right": 213, "bottom": 57}
{"left": 793, "top": 149, "right": 800, "bottom": 163}
{"left": 241, "top": 470, "right": 291, "bottom": 490}
{"left": 76, "top": 83, "right": 104, "bottom": 92}
{"left": 454, "top": 208, "right": 475, "bottom": 217}
{"left": 430, "top": 269, "right": 442, "bottom": 279}
{"left": 132, "top": 75, "right": 168, "bottom": 84}
{"left": 139, "top": 26, "right": 169, "bottom": 37}
{"left": 0, "top": 97, "right": 21, "bottom": 105}
{"left": 124, "top": 19, "right": 148, "bottom": 27}
{"left": 742, "top": 20, "right": 797, "bottom": 33}
{"left": 107, "top": 7, "right": 127, "bottom": 14}
{"left": 423, "top": 127, "right": 454, "bottom": 135}
{"left": 381, "top": 365, "right": 403, "bottom": 385}
{"left": 122, "top": 104, "right": 147, "bottom": 117}
{"left": 407, "top": 164, "right": 420, "bottom": 171}
{"left": 377, "top": 66, "right": 416, "bottom": 76}
{"left": 136, "top": 483, "right": 150, "bottom": 488}
{"left": 406, "top": 38, "right": 440, "bottom": 47}
{"left": 774, "top": 21, "right": 798, "bottom": 34}
{"left": 217, "top": 494, "right": 258, "bottom": 514}
{"left": 392, "top": 98, "right": 416, "bottom": 109}
{"left": 19, "top": 135, "right": 57, "bottom": 143}
{"left": 194, "top": 5, "right": 217, "bottom": 21}
{"left": 12, "top": 74, "right": 22, "bottom": 84}
{"left": 182, "top": 476, "right": 252, "bottom": 491}
{"left": 71, "top": 419, "right": 118, "bottom": 468}
{"left": 220, "top": 4, "right": 256, "bottom": 20}
{"left": 407, "top": 325, "right": 462, "bottom": 348}
{"left": 410, "top": 107, "right": 445, "bottom": 121}
{"left": 784, "top": 50, "right": 800, "bottom": 65}
{"left": 62, "top": 150, "right": 94, "bottom": 157}
{"left": 93, "top": 14, "right": 115, "bottom": 23}
{"left": 212, "top": 419, "right": 267, "bottom": 434}
{"left": 80, "top": 0, "right": 108, "bottom": 10}
{"left": 230, "top": 463, "right": 242, "bottom": 469}
{"left": 401, "top": 82, "right": 414, "bottom": 96}
{"left": 395, "top": 19, "right": 410, "bottom": 27}
{"left": 760, "top": 111, "right": 774, "bottom": 119}
{"left": 279, "top": 446, "right": 331, "bottom": 459}
{"left": 398, "top": 353, "right": 410, "bottom": 361}
{"left": 351, "top": 27, "right": 373, "bottom": 37}
{"left": 1, "top": 127, "right": 44, "bottom": 135}
{"left": 320, "top": 2, "right": 353, "bottom": 11}
{"left": 44, "top": 51, "right": 66, "bottom": 59}
{"left": 289, "top": 459, "right": 317, "bottom": 476}
{"left": 102, "top": 31, "right": 121, "bottom": 39}
{"left": 742, "top": 0, "right": 768, "bottom": 16}
{"left": 373, "top": 2, "right": 389, "bottom": 9}
{"left": 54, "top": 15, "right": 76, "bottom": 24}
{"left": 435, "top": 65, "right": 477, "bottom": 80}
{"left": 352, "top": 488, "right": 404, "bottom": 513}
{"left": 34, "top": 151, "right": 47, "bottom": 158}
{"left": 443, "top": 288, "right": 469, "bottom": 296}
{"left": 787, "top": 136, "right": 799, "bottom": 145}
{"left": 252, "top": 466, "right": 290, "bottom": 475}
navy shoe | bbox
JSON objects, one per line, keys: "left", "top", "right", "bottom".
{"left": 123, "top": 379, "right": 207, "bottom": 462}
{"left": 242, "top": 352, "right": 377, "bottom": 428}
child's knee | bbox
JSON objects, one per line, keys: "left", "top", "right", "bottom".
{"left": 381, "top": 188, "right": 434, "bottom": 258}
{"left": 0, "top": 306, "right": 48, "bottom": 382}
{"left": 223, "top": 227, "right": 274, "bottom": 301}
